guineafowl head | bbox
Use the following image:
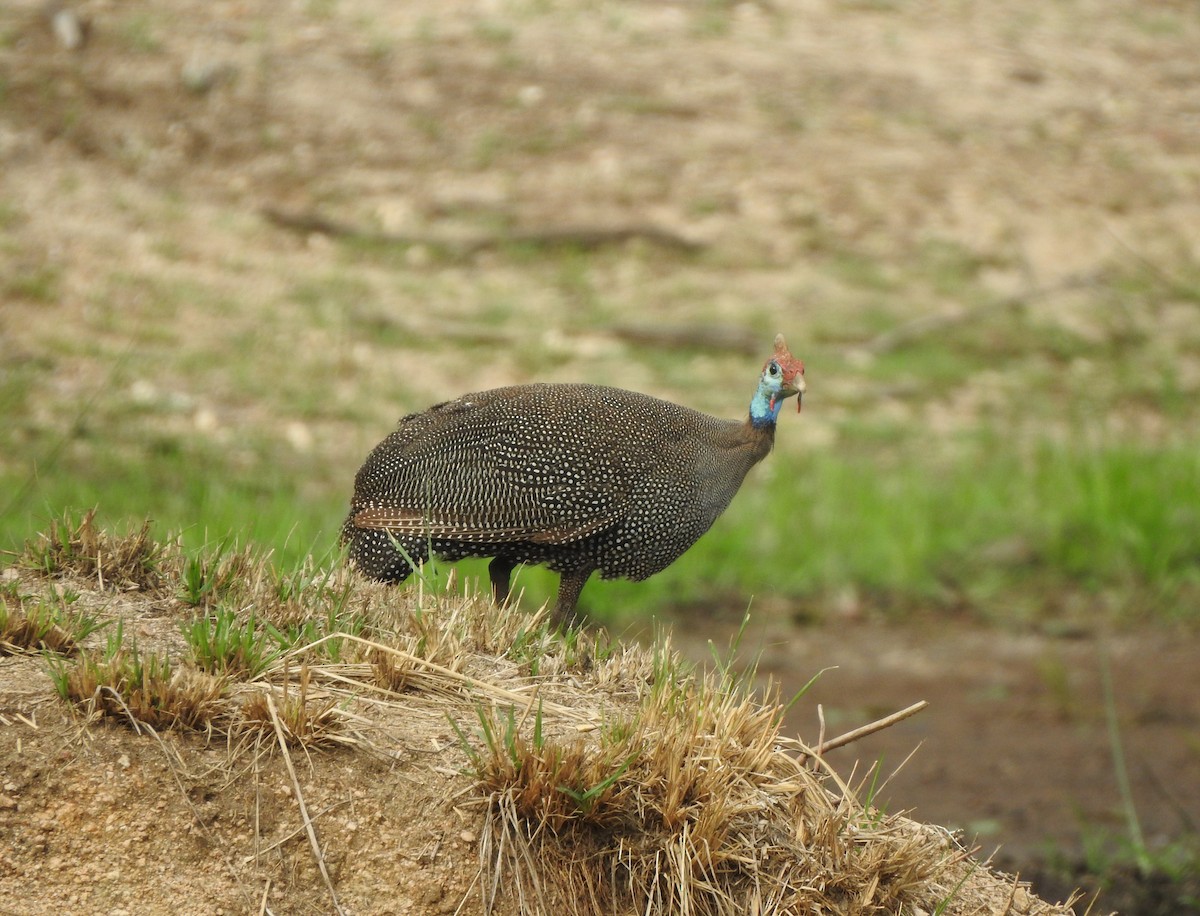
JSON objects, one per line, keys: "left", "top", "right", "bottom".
{"left": 750, "top": 333, "right": 806, "bottom": 426}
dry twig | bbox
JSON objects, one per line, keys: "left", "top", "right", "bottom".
{"left": 797, "top": 700, "right": 929, "bottom": 765}
{"left": 262, "top": 205, "right": 703, "bottom": 255}
{"left": 265, "top": 692, "right": 345, "bottom": 916}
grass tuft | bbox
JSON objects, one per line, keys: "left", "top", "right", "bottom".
{"left": 50, "top": 621, "right": 226, "bottom": 731}
{"left": 463, "top": 647, "right": 958, "bottom": 915}
{"left": 0, "top": 581, "right": 105, "bottom": 655}
{"left": 455, "top": 701, "right": 637, "bottom": 835}
{"left": 179, "top": 538, "right": 257, "bottom": 607}
{"left": 235, "top": 666, "right": 342, "bottom": 748}
{"left": 183, "top": 604, "right": 284, "bottom": 678}
{"left": 16, "top": 509, "right": 169, "bottom": 592}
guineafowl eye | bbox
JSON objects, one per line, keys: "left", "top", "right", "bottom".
{"left": 768, "top": 363, "right": 780, "bottom": 376}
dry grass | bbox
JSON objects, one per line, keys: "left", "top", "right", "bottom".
{"left": 235, "top": 666, "right": 344, "bottom": 748}
{"left": 0, "top": 576, "right": 108, "bottom": 656}
{"left": 15, "top": 509, "right": 169, "bottom": 592}
{"left": 51, "top": 634, "right": 228, "bottom": 733}
{"left": 470, "top": 668, "right": 967, "bottom": 915}
{"left": 1, "top": 588, "right": 81, "bottom": 656}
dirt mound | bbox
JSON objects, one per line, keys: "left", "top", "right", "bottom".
{"left": 0, "top": 522, "right": 1085, "bottom": 914}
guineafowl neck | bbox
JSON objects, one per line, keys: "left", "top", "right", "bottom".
{"left": 708, "top": 416, "right": 777, "bottom": 467}
{"left": 743, "top": 416, "right": 777, "bottom": 464}
{"left": 690, "top": 417, "right": 777, "bottom": 517}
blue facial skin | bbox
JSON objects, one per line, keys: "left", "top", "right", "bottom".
{"left": 749, "top": 361, "right": 786, "bottom": 428}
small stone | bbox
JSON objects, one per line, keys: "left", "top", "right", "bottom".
{"left": 458, "top": 829, "right": 476, "bottom": 844}
{"left": 129, "top": 379, "right": 158, "bottom": 404}
{"left": 404, "top": 244, "right": 432, "bottom": 268}
{"left": 193, "top": 407, "right": 219, "bottom": 433}
{"left": 517, "top": 85, "right": 545, "bottom": 107}
{"left": 49, "top": 6, "right": 86, "bottom": 51}
{"left": 181, "top": 55, "right": 235, "bottom": 94}
{"left": 285, "top": 421, "right": 313, "bottom": 453}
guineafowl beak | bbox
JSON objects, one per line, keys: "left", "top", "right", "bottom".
{"left": 778, "top": 365, "right": 805, "bottom": 412}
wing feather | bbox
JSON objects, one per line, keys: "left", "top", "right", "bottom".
{"left": 350, "top": 505, "right": 619, "bottom": 546}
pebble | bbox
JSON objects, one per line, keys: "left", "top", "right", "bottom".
{"left": 181, "top": 55, "right": 236, "bottom": 94}
{"left": 49, "top": 6, "right": 86, "bottom": 51}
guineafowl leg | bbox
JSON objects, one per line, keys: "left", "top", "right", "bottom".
{"left": 552, "top": 569, "right": 592, "bottom": 628}
{"left": 488, "top": 557, "right": 515, "bottom": 606}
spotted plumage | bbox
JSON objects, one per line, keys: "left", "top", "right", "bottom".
{"left": 342, "top": 334, "right": 805, "bottom": 624}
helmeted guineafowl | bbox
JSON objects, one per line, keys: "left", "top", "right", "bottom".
{"left": 342, "top": 334, "right": 805, "bottom": 624}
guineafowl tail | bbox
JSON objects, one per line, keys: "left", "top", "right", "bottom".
{"left": 340, "top": 522, "right": 420, "bottom": 584}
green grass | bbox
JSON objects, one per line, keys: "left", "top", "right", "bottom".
{"left": 118, "top": 12, "right": 163, "bottom": 54}
{"left": 3, "top": 262, "right": 61, "bottom": 303}
{"left": 183, "top": 605, "right": 283, "bottom": 678}
{"left": 663, "top": 436, "right": 1200, "bottom": 625}
{"left": 1, "top": 429, "right": 343, "bottom": 575}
